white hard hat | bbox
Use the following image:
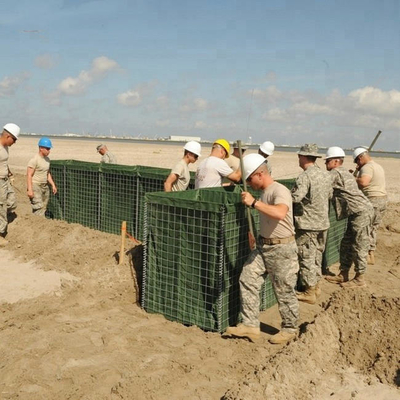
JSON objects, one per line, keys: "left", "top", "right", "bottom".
{"left": 259, "top": 141, "right": 275, "bottom": 156}
{"left": 3, "top": 123, "right": 20, "bottom": 139}
{"left": 325, "top": 146, "right": 345, "bottom": 159}
{"left": 243, "top": 153, "right": 266, "bottom": 180}
{"left": 353, "top": 147, "right": 368, "bottom": 161}
{"left": 184, "top": 141, "right": 202, "bottom": 157}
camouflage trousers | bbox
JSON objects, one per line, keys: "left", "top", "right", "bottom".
{"left": 0, "top": 179, "right": 7, "bottom": 234}
{"left": 30, "top": 183, "right": 50, "bottom": 216}
{"left": 239, "top": 240, "right": 299, "bottom": 333}
{"left": 296, "top": 230, "right": 327, "bottom": 287}
{"left": 368, "top": 196, "right": 387, "bottom": 251}
{"left": 340, "top": 209, "right": 373, "bottom": 275}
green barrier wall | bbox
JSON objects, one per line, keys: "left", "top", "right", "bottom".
{"left": 142, "top": 186, "right": 277, "bottom": 332}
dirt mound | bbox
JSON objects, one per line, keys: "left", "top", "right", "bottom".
{"left": 223, "top": 290, "right": 400, "bottom": 400}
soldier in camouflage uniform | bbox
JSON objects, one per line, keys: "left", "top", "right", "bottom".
{"left": 291, "top": 144, "right": 332, "bottom": 304}
{"left": 324, "top": 147, "right": 373, "bottom": 288}
{"left": 96, "top": 144, "right": 117, "bottom": 164}
{"left": 224, "top": 154, "right": 299, "bottom": 345}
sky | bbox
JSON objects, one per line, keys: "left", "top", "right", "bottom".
{"left": 1, "top": 0, "right": 400, "bottom": 150}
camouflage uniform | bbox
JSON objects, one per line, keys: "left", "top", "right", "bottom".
{"left": 30, "top": 183, "right": 50, "bottom": 216}
{"left": 368, "top": 196, "right": 387, "bottom": 251}
{"left": 240, "top": 241, "right": 299, "bottom": 333}
{"left": 239, "top": 182, "right": 299, "bottom": 333}
{"left": 6, "top": 179, "right": 16, "bottom": 212}
{"left": 101, "top": 152, "right": 117, "bottom": 164}
{"left": 292, "top": 164, "right": 332, "bottom": 287}
{"left": 330, "top": 166, "right": 373, "bottom": 274}
{"left": 0, "top": 178, "right": 8, "bottom": 234}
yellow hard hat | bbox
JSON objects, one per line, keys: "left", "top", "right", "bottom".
{"left": 213, "top": 139, "right": 230, "bottom": 158}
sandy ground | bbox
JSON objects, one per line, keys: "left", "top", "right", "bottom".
{"left": 0, "top": 137, "right": 399, "bottom": 400}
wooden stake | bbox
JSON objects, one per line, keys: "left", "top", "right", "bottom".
{"left": 119, "top": 221, "right": 127, "bottom": 265}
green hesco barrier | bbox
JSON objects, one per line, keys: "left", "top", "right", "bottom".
{"left": 324, "top": 205, "right": 348, "bottom": 267}
{"left": 142, "top": 186, "right": 277, "bottom": 332}
{"left": 47, "top": 160, "right": 176, "bottom": 240}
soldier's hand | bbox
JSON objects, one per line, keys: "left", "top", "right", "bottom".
{"left": 241, "top": 191, "right": 254, "bottom": 207}
{"left": 27, "top": 189, "right": 34, "bottom": 199}
{"left": 9, "top": 176, "right": 15, "bottom": 186}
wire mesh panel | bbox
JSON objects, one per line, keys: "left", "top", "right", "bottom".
{"left": 135, "top": 166, "right": 175, "bottom": 240}
{"left": 142, "top": 187, "right": 278, "bottom": 332}
{"left": 46, "top": 161, "right": 66, "bottom": 220}
{"left": 63, "top": 161, "right": 101, "bottom": 230}
{"left": 99, "top": 164, "right": 138, "bottom": 236}
{"left": 323, "top": 204, "right": 348, "bottom": 267}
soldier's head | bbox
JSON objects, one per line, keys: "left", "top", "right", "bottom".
{"left": 1, "top": 123, "right": 20, "bottom": 147}
{"left": 244, "top": 154, "right": 272, "bottom": 190}
{"left": 297, "top": 144, "right": 321, "bottom": 170}
{"left": 353, "top": 147, "right": 370, "bottom": 168}
{"left": 96, "top": 144, "right": 107, "bottom": 155}
{"left": 324, "top": 146, "right": 345, "bottom": 171}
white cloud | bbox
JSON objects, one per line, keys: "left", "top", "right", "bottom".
{"left": 57, "top": 56, "right": 119, "bottom": 96}
{"left": 180, "top": 97, "right": 209, "bottom": 113}
{"left": 252, "top": 86, "right": 282, "bottom": 103}
{"left": 0, "top": 72, "right": 29, "bottom": 97}
{"left": 290, "top": 101, "right": 338, "bottom": 116}
{"left": 262, "top": 107, "right": 288, "bottom": 121}
{"left": 349, "top": 86, "right": 400, "bottom": 115}
{"left": 117, "top": 80, "right": 158, "bottom": 108}
{"left": 117, "top": 90, "right": 141, "bottom": 107}
{"left": 35, "top": 54, "right": 57, "bottom": 69}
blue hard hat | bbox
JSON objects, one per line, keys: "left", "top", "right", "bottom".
{"left": 38, "top": 137, "right": 53, "bottom": 148}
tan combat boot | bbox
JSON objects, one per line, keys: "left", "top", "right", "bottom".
{"left": 368, "top": 250, "right": 375, "bottom": 265}
{"left": 325, "top": 271, "right": 349, "bottom": 284}
{"left": 340, "top": 273, "right": 367, "bottom": 288}
{"left": 269, "top": 330, "right": 296, "bottom": 345}
{"left": 297, "top": 286, "right": 317, "bottom": 304}
{"left": 223, "top": 324, "right": 260, "bottom": 342}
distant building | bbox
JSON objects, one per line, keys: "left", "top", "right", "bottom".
{"left": 169, "top": 135, "right": 201, "bottom": 142}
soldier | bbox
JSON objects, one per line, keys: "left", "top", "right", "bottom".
{"left": 291, "top": 144, "right": 332, "bottom": 304}
{"left": 258, "top": 140, "right": 274, "bottom": 175}
{"left": 0, "top": 123, "right": 20, "bottom": 246}
{"left": 352, "top": 147, "right": 387, "bottom": 265}
{"left": 164, "top": 141, "right": 201, "bottom": 192}
{"left": 96, "top": 144, "right": 117, "bottom": 164}
{"left": 225, "top": 142, "right": 247, "bottom": 171}
{"left": 324, "top": 147, "right": 373, "bottom": 288}
{"left": 27, "top": 137, "right": 58, "bottom": 216}
{"left": 195, "top": 139, "right": 241, "bottom": 188}
{"left": 224, "top": 154, "right": 299, "bottom": 344}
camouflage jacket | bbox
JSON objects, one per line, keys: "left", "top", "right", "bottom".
{"left": 291, "top": 165, "right": 332, "bottom": 230}
{"left": 329, "top": 166, "right": 372, "bottom": 219}
{"left": 101, "top": 152, "right": 117, "bottom": 164}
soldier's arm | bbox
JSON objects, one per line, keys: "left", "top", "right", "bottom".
{"left": 291, "top": 174, "right": 309, "bottom": 203}
{"left": 241, "top": 191, "right": 288, "bottom": 220}
{"left": 227, "top": 168, "right": 241, "bottom": 183}
{"left": 27, "top": 167, "right": 35, "bottom": 198}
{"left": 164, "top": 173, "right": 178, "bottom": 192}
{"left": 356, "top": 174, "right": 371, "bottom": 189}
